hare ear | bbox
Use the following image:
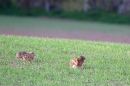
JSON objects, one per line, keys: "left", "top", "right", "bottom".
{"left": 30, "top": 52, "right": 33, "bottom": 53}
{"left": 29, "top": 52, "right": 34, "bottom": 54}
{"left": 77, "top": 57, "right": 81, "bottom": 60}
{"left": 30, "top": 52, "right": 35, "bottom": 56}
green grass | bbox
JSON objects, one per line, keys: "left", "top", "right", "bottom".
{"left": 0, "top": 35, "right": 130, "bottom": 86}
{"left": 0, "top": 15, "right": 130, "bottom": 34}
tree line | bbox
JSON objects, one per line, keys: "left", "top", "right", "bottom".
{"left": 0, "top": 0, "right": 130, "bottom": 14}
{"left": 0, "top": 0, "right": 130, "bottom": 24}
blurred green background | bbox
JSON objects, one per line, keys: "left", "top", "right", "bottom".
{"left": 0, "top": 0, "right": 130, "bottom": 43}
{"left": 0, "top": 0, "right": 130, "bottom": 24}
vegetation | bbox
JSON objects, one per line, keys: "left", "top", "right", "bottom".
{"left": 0, "top": 35, "right": 130, "bottom": 86}
{"left": 0, "top": 0, "right": 130, "bottom": 24}
{"left": 0, "top": 0, "right": 129, "bottom": 13}
{"left": 0, "top": 7, "right": 130, "bottom": 24}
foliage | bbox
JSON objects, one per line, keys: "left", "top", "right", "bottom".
{"left": 0, "top": 0, "right": 12, "bottom": 8}
{"left": 0, "top": 7, "right": 130, "bottom": 24}
{"left": 0, "top": 35, "right": 130, "bottom": 86}
{"left": 0, "top": 0, "right": 130, "bottom": 24}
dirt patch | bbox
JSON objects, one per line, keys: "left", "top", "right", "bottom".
{"left": 0, "top": 28, "right": 130, "bottom": 44}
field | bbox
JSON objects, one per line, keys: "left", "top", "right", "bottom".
{"left": 0, "top": 35, "right": 130, "bottom": 86}
{"left": 0, "top": 16, "right": 130, "bottom": 86}
{"left": 0, "top": 15, "right": 130, "bottom": 43}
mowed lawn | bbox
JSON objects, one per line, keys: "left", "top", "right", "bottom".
{"left": 0, "top": 35, "right": 130, "bottom": 86}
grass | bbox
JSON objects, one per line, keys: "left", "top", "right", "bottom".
{"left": 0, "top": 15, "right": 130, "bottom": 34}
{"left": 0, "top": 35, "right": 130, "bottom": 86}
